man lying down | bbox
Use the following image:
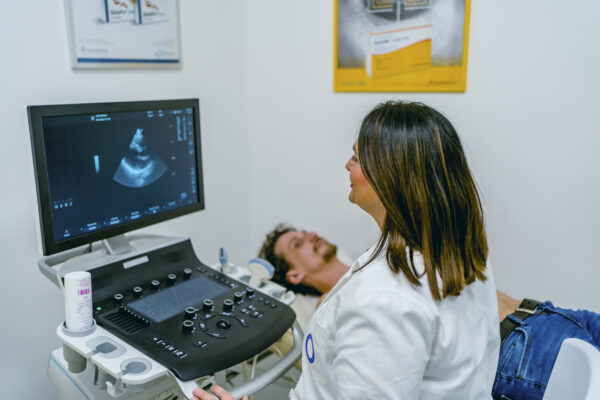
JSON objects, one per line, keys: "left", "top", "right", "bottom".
{"left": 259, "top": 223, "right": 600, "bottom": 400}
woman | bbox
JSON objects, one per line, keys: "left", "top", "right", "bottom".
{"left": 192, "top": 101, "right": 500, "bottom": 400}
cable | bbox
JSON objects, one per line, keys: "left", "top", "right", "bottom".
{"left": 242, "top": 361, "right": 249, "bottom": 382}
{"left": 271, "top": 346, "right": 298, "bottom": 384}
{"left": 250, "top": 355, "right": 258, "bottom": 379}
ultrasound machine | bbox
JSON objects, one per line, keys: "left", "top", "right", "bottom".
{"left": 27, "top": 99, "right": 302, "bottom": 399}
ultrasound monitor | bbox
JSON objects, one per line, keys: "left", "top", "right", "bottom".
{"left": 28, "top": 99, "right": 204, "bottom": 255}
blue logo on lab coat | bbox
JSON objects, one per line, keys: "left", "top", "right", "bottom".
{"left": 305, "top": 333, "right": 315, "bottom": 364}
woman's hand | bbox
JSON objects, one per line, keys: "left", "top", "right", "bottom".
{"left": 191, "top": 384, "right": 248, "bottom": 400}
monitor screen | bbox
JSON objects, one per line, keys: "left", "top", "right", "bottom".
{"left": 28, "top": 99, "right": 204, "bottom": 255}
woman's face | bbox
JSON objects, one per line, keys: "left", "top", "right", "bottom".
{"left": 345, "top": 140, "right": 382, "bottom": 215}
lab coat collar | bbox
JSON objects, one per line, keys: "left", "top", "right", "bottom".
{"left": 318, "top": 244, "right": 379, "bottom": 307}
{"left": 350, "top": 243, "right": 381, "bottom": 273}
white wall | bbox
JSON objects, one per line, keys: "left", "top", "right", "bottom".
{"left": 0, "top": 1, "right": 250, "bottom": 398}
{"left": 1, "top": 0, "right": 599, "bottom": 398}
{"left": 464, "top": 2, "right": 600, "bottom": 308}
{"left": 245, "top": 0, "right": 600, "bottom": 310}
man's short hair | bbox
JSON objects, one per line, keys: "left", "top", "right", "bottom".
{"left": 258, "top": 223, "right": 322, "bottom": 296}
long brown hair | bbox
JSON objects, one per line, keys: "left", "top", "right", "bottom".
{"left": 358, "top": 101, "right": 488, "bottom": 300}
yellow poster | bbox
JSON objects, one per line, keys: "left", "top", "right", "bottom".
{"left": 335, "top": 0, "right": 471, "bottom": 92}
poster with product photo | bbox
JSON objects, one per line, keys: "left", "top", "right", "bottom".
{"left": 64, "top": 0, "right": 181, "bottom": 68}
{"left": 335, "top": 0, "right": 471, "bottom": 92}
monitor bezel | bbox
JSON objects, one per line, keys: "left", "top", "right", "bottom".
{"left": 27, "top": 98, "right": 204, "bottom": 256}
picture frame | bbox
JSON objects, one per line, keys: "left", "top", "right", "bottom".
{"left": 334, "top": 0, "right": 471, "bottom": 92}
{"left": 64, "top": 0, "right": 182, "bottom": 69}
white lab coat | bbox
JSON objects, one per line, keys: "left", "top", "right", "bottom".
{"left": 290, "top": 245, "right": 500, "bottom": 400}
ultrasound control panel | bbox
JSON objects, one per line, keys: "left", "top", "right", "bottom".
{"left": 89, "top": 239, "right": 296, "bottom": 381}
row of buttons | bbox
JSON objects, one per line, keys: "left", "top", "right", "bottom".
{"left": 110, "top": 266, "right": 210, "bottom": 305}
{"left": 239, "top": 308, "right": 263, "bottom": 318}
{"left": 239, "top": 304, "right": 265, "bottom": 318}
{"left": 256, "top": 297, "right": 278, "bottom": 309}
{"left": 207, "top": 273, "right": 240, "bottom": 289}
{"left": 152, "top": 337, "right": 189, "bottom": 359}
{"left": 122, "top": 267, "right": 200, "bottom": 299}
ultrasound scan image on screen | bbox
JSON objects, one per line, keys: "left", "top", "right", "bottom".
{"left": 113, "top": 128, "right": 168, "bottom": 188}
{"left": 39, "top": 105, "right": 200, "bottom": 245}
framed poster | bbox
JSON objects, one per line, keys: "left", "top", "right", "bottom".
{"left": 64, "top": 0, "right": 181, "bottom": 69}
{"left": 334, "top": 0, "right": 471, "bottom": 92}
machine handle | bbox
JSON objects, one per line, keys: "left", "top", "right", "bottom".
{"left": 38, "top": 234, "right": 183, "bottom": 289}
{"left": 177, "top": 321, "right": 303, "bottom": 400}
{"left": 38, "top": 246, "right": 90, "bottom": 288}
{"left": 229, "top": 321, "right": 303, "bottom": 399}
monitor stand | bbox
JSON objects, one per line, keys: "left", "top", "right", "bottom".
{"left": 102, "top": 234, "right": 132, "bottom": 255}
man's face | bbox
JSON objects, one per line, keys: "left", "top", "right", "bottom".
{"left": 274, "top": 230, "right": 337, "bottom": 284}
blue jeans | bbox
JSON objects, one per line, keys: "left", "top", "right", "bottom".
{"left": 492, "top": 301, "right": 600, "bottom": 400}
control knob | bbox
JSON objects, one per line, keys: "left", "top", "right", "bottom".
{"left": 183, "top": 268, "right": 193, "bottom": 280}
{"left": 151, "top": 280, "right": 160, "bottom": 291}
{"left": 167, "top": 273, "right": 177, "bottom": 285}
{"left": 133, "top": 286, "right": 143, "bottom": 297}
{"left": 113, "top": 293, "right": 123, "bottom": 304}
{"left": 184, "top": 306, "right": 197, "bottom": 320}
{"left": 223, "top": 299, "right": 234, "bottom": 312}
{"left": 216, "top": 319, "right": 232, "bottom": 330}
{"left": 233, "top": 292, "right": 244, "bottom": 304}
{"left": 202, "top": 299, "right": 214, "bottom": 312}
{"left": 182, "top": 319, "right": 194, "bottom": 334}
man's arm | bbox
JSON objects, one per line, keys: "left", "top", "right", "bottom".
{"left": 497, "top": 290, "right": 520, "bottom": 322}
